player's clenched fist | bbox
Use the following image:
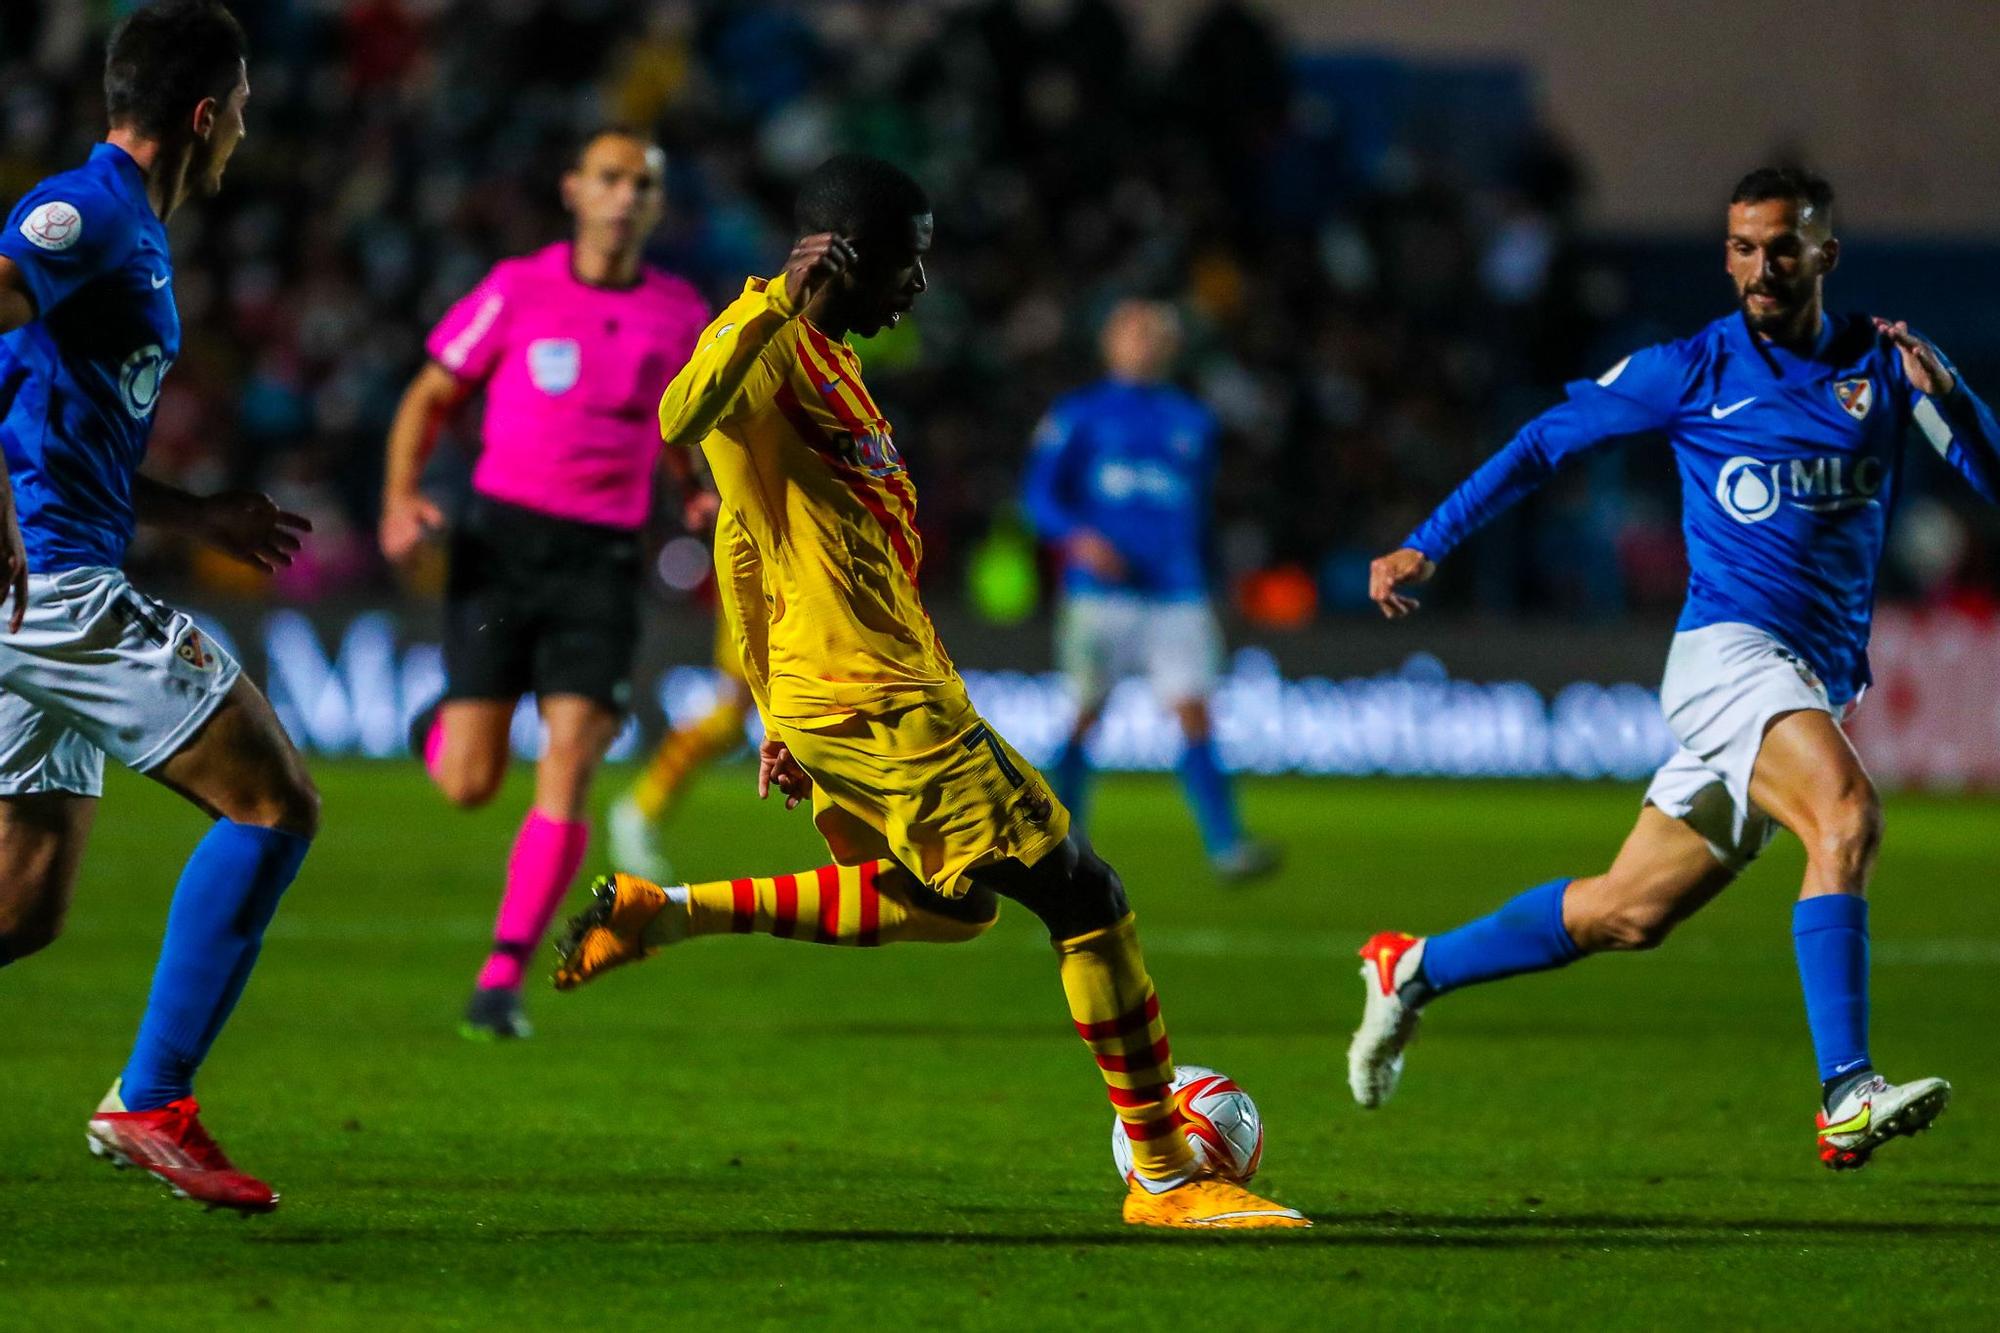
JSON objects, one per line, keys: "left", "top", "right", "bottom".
{"left": 1369, "top": 547, "right": 1436, "bottom": 619}
{"left": 782, "top": 232, "right": 856, "bottom": 309}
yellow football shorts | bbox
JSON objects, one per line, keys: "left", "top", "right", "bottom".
{"left": 773, "top": 686, "right": 1070, "bottom": 899}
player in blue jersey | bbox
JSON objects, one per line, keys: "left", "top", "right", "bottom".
{"left": 0, "top": 1, "right": 316, "bottom": 1213}
{"left": 1023, "top": 299, "right": 1280, "bottom": 882}
{"left": 1347, "top": 168, "right": 1996, "bottom": 1169}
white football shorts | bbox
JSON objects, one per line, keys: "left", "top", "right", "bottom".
{"left": 1058, "top": 592, "right": 1223, "bottom": 714}
{"left": 1643, "top": 620, "right": 1848, "bottom": 869}
{"left": 0, "top": 566, "right": 241, "bottom": 797}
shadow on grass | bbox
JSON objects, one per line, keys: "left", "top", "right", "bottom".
{"left": 239, "top": 1209, "right": 2000, "bottom": 1252}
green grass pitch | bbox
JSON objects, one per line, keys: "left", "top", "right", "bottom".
{"left": 3, "top": 762, "right": 1998, "bottom": 1329}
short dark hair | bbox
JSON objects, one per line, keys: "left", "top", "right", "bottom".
{"left": 794, "top": 154, "right": 929, "bottom": 241}
{"left": 1731, "top": 166, "right": 1835, "bottom": 224}
{"left": 104, "top": 0, "right": 247, "bottom": 139}
{"left": 570, "top": 124, "right": 657, "bottom": 169}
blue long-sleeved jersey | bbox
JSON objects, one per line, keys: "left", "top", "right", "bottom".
{"left": 1407, "top": 311, "right": 2000, "bottom": 706}
{"left": 0, "top": 143, "right": 180, "bottom": 572}
{"left": 1021, "top": 379, "right": 1217, "bottom": 600}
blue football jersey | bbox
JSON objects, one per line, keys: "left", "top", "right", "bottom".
{"left": 1021, "top": 379, "right": 1217, "bottom": 600}
{"left": 0, "top": 143, "right": 180, "bottom": 573}
{"left": 1407, "top": 311, "right": 2000, "bottom": 706}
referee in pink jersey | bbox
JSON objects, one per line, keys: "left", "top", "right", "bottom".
{"left": 379, "top": 127, "right": 710, "bottom": 1039}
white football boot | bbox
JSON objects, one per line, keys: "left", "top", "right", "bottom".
{"left": 606, "top": 793, "right": 673, "bottom": 884}
{"left": 1348, "top": 931, "right": 1427, "bottom": 1108}
{"left": 1816, "top": 1073, "right": 1951, "bottom": 1170}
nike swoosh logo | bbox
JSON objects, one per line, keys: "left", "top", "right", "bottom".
{"left": 1821, "top": 1105, "right": 1870, "bottom": 1137}
{"left": 151, "top": 272, "right": 170, "bottom": 289}
{"left": 1710, "top": 397, "right": 1756, "bottom": 419}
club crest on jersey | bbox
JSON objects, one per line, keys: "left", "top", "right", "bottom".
{"left": 843, "top": 427, "right": 905, "bottom": 477}
{"left": 19, "top": 201, "right": 82, "bottom": 252}
{"left": 176, "top": 628, "right": 215, "bottom": 671}
{"left": 1834, "top": 378, "right": 1873, "bottom": 420}
{"left": 526, "top": 338, "right": 580, "bottom": 395}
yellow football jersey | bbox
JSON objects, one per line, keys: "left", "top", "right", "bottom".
{"left": 660, "top": 273, "right": 1068, "bottom": 893}
{"left": 660, "top": 276, "right": 954, "bottom": 722}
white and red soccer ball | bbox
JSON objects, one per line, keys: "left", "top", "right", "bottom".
{"left": 1110, "top": 1064, "right": 1264, "bottom": 1183}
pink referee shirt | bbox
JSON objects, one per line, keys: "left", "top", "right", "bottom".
{"left": 425, "top": 241, "right": 709, "bottom": 530}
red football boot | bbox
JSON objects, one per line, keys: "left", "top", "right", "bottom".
{"left": 86, "top": 1081, "right": 279, "bottom": 1214}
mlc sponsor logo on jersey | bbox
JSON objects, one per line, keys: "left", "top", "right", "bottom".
{"left": 527, "top": 338, "right": 581, "bottom": 395}
{"left": 1834, "top": 378, "right": 1873, "bottom": 420}
{"left": 19, "top": 201, "right": 82, "bottom": 252}
{"left": 1714, "top": 454, "right": 1885, "bottom": 524}
{"left": 118, "top": 344, "right": 171, "bottom": 419}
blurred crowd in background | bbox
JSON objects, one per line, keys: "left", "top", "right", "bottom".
{"left": 4, "top": 0, "right": 1995, "bottom": 624}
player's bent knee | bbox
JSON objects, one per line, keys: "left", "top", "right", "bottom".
{"left": 0, "top": 902, "right": 65, "bottom": 965}
{"left": 231, "top": 772, "right": 321, "bottom": 838}
{"left": 976, "top": 836, "right": 1129, "bottom": 940}
{"left": 1817, "top": 792, "right": 1883, "bottom": 870}
{"left": 438, "top": 761, "right": 505, "bottom": 810}
{"left": 954, "top": 886, "right": 1002, "bottom": 937}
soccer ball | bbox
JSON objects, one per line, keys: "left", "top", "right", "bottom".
{"left": 1110, "top": 1064, "right": 1264, "bottom": 1184}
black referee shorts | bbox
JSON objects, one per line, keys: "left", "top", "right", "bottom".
{"left": 442, "top": 495, "right": 642, "bottom": 713}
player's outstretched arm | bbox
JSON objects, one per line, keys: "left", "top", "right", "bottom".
{"left": 657, "top": 233, "right": 854, "bottom": 448}
{"left": 135, "top": 475, "right": 311, "bottom": 573}
{"left": 1381, "top": 346, "right": 1683, "bottom": 613}
{"left": 1878, "top": 318, "right": 2000, "bottom": 504}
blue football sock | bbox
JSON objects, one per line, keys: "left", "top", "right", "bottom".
{"left": 1793, "top": 894, "right": 1871, "bottom": 1086}
{"left": 1176, "top": 735, "right": 1242, "bottom": 857}
{"left": 1419, "top": 878, "right": 1581, "bottom": 996}
{"left": 119, "top": 821, "right": 311, "bottom": 1110}
{"left": 1051, "top": 737, "right": 1092, "bottom": 835}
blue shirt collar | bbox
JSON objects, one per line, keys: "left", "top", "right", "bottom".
{"left": 89, "top": 141, "right": 152, "bottom": 207}
{"left": 1731, "top": 308, "right": 1841, "bottom": 374}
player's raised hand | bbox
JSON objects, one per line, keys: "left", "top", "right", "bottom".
{"left": 199, "top": 490, "right": 313, "bottom": 573}
{"left": 1369, "top": 547, "right": 1436, "bottom": 619}
{"left": 782, "top": 232, "right": 856, "bottom": 310}
{"left": 757, "top": 737, "right": 813, "bottom": 810}
{"left": 380, "top": 489, "right": 446, "bottom": 564}
{"left": 1, "top": 498, "right": 27, "bottom": 634}
{"left": 1874, "top": 319, "right": 1957, "bottom": 398}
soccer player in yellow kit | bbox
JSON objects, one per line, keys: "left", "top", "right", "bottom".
{"left": 554, "top": 155, "right": 1306, "bottom": 1229}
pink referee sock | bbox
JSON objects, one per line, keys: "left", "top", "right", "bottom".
{"left": 422, "top": 716, "right": 446, "bottom": 783}
{"left": 477, "top": 811, "right": 590, "bottom": 992}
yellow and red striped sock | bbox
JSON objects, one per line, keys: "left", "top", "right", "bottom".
{"left": 629, "top": 700, "right": 747, "bottom": 821}
{"left": 681, "top": 860, "right": 991, "bottom": 946}
{"left": 1055, "top": 913, "right": 1197, "bottom": 1186}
